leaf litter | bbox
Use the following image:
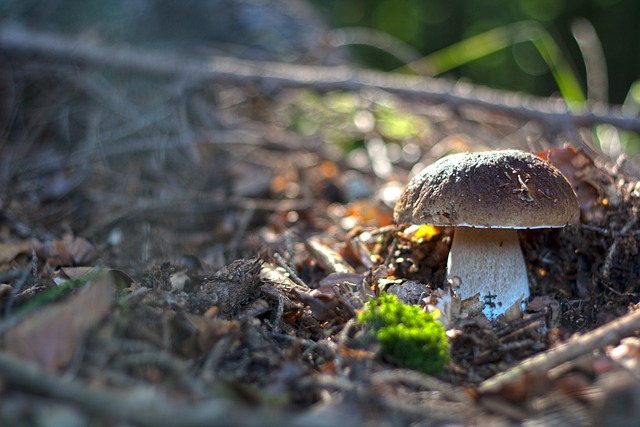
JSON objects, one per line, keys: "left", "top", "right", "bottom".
{"left": 1, "top": 21, "right": 640, "bottom": 427}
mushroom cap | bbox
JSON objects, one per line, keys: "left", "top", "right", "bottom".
{"left": 394, "top": 149, "right": 580, "bottom": 228}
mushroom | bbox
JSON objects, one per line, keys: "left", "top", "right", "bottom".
{"left": 394, "top": 149, "right": 579, "bottom": 319}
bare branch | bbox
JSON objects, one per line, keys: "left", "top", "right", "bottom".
{"left": 1, "top": 23, "right": 639, "bottom": 133}
{"left": 478, "top": 307, "right": 640, "bottom": 395}
{"left": 0, "top": 350, "right": 355, "bottom": 427}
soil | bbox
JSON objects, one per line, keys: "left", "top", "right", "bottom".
{"left": 1, "top": 23, "right": 640, "bottom": 427}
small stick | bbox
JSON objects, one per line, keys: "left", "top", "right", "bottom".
{"left": 284, "top": 230, "right": 295, "bottom": 269}
{"left": 478, "top": 307, "right": 640, "bottom": 395}
{"left": 273, "top": 252, "right": 309, "bottom": 290}
{"left": 382, "top": 237, "right": 398, "bottom": 268}
{"left": 336, "top": 318, "right": 358, "bottom": 347}
{"left": 0, "top": 352, "right": 264, "bottom": 427}
{"left": 370, "top": 369, "right": 471, "bottom": 403}
{"left": 272, "top": 292, "right": 285, "bottom": 335}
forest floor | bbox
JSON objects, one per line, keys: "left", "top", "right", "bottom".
{"left": 1, "top": 24, "right": 640, "bottom": 426}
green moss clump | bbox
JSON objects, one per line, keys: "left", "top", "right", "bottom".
{"left": 358, "top": 293, "right": 449, "bottom": 374}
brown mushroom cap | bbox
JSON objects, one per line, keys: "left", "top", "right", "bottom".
{"left": 394, "top": 150, "right": 580, "bottom": 228}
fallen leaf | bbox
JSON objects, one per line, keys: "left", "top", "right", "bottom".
{"left": 538, "top": 146, "right": 619, "bottom": 223}
{"left": 501, "top": 296, "right": 524, "bottom": 323}
{"left": 344, "top": 236, "right": 373, "bottom": 268}
{"left": 59, "top": 266, "right": 97, "bottom": 279}
{"left": 341, "top": 199, "right": 393, "bottom": 229}
{"left": 425, "top": 286, "right": 461, "bottom": 328}
{"left": 3, "top": 276, "right": 116, "bottom": 371}
{"left": 36, "top": 234, "right": 99, "bottom": 267}
{"left": 294, "top": 289, "right": 339, "bottom": 322}
{"left": 0, "top": 240, "right": 32, "bottom": 265}
{"left": 318, "top": 272, "right": 364, "bottom": 292}
{"left": 526, "top": 295, "right": 559, "bottom": 312}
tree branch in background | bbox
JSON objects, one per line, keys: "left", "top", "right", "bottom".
{"left": 1, "top": 23, "right": 639, "bottom": 134}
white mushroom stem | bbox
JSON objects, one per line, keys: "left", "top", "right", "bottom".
{"left": 446, "top": 227, "right": 529, "bottom": 320}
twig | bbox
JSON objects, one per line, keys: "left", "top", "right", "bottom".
{"left": 370, "top": 369, "right": 471, "bottom": 403}
{"left": 336, "top": 318, "right": 359, "bottom": 347}
{"left": 0, "top": 351, "right": 302, "bottom": 427}
{"left": 273, "top": 332, "right": 333, "bottom": 356}
{"left": 285, "top": 230, "right": 295, "bottom": 269}
{"left": 297, "top": 372, "right": 357, "bottom": 393}
{"left": 382, "top": 237, "right": 398, "bottom": 268}
{"left": 478, "top": 307, "right": 640, "bottom": 395}
{"left": 375, "top": 391, "right": 471, "bottom": 423}
{"left": 273, "top": 252, "right": 309, "bottom": 290}
{"left": 2, "top": 23, "right": 640, "bottom": 133}
{"left": 273, "top": 292, "right": 285, "bottom": 335}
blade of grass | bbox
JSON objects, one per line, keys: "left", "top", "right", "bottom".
{"left": 623, "top": 81, "right": 640, "bottom": 116}
{"left": 402, "top": 21, "right": 586, "bottom": 110}
{"left": 571, "top": 18, "right": 608, "bottom": 104}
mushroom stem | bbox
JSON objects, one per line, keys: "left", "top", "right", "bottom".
{"left": 447, "top": 227, "right": 529, "bottom": 319}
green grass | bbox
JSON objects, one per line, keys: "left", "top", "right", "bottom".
{"left": 402, "top": 20, "right": 587, "bottom": 111}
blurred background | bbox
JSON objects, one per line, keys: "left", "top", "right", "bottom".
{"left": 4, "top": 0, "right": 639, "bottom": 104}
{"left": 312, "top": 0, "right": 640, "bottom": 105}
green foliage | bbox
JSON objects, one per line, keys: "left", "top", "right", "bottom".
{"left": 405, "top": 21, "right": 587, "bottom": 109}
{"left": 276, "top": 90, "right": 430, "bottom": 154}
{"left": 313, "top": 0, "right": 638, "bottom": 105}
{"left": 359, "top": 293, "right": 449, "bottom": 374}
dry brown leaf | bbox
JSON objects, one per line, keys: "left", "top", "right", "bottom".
{"left": 3, "top": 276, "right": 116, "bottom": 371}
{"left": 341, "top": 199, "right": 393, "bottom": 229}
{"left": 526, "top": 295, "right": 559, "bottom": 312}
{"left": 318, "top": 272, "right": 364, "bottom": 292}
{"left": 36, "top": 234, "right": 99, "bottom": 267}
{"left": 59, "top": 266, "right": 98, "bottom": 280}
{"left": 294, "top": 289, "right": 339, "bottom": 322}
{"left": 538, "top": 146, "right": 618, "bottom": 223}
{"left": 343, "top": 236, "right": 374, "bottom": 268}
{"left": 0, "top": 240, "right": 32, "bottom": 265}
